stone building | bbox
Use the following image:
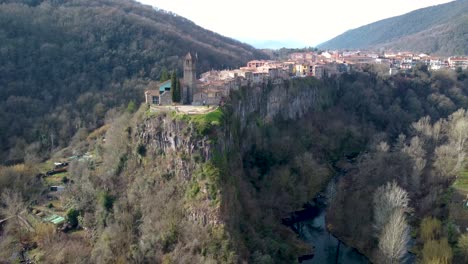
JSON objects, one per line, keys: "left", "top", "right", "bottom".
{"left": 145, "top": 52, "right": 200, "bottom": 105}
{"left": 182, "top": 52, "right": 197, "bottom": 104}
{"left": 448, "top": 57, "right": 468, "bottom": 70}
{"left": 144, "top": 80, "right": 172, "bottom": 105}
{"left": 145, "top": 52, "right": 239, "bottom": 107}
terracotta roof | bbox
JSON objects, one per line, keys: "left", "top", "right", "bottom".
{"left": 449, "top": 57, "right": 468, "bottom": 61}
{"left": 147, "top": 81, "right": 159, "bottom": 89}
{"left": 145, "top": 90, "right": 160, "bottom": 96}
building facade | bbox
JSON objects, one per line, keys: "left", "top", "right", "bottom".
{"left": 183, "top": 52, "right": 197, "bottom": 104}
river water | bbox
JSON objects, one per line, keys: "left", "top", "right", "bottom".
{"left": 290, "top": 172, "right": 416, "bottom": 264}
{"left": 286, "top": 177, "right": 370, "bottom": 264}
{"left": 293, "top": 200, "right": 370, "bottom": 264}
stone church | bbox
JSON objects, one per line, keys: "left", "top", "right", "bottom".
{"left": 145, "top": 52, "right": 198, "bottom": 105}
{"left": 145, "top": 52, "right": 225, "bottom": 106}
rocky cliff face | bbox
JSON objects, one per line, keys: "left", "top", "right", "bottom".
{"left": 119, "top": 77, "right": 330, "bottom": 262}
{"left": 136, "top": 115, "right": 212, "bottom": 177}
{"left": 232, "top": 79, "right": 327, "bottom": 129}
{"left": 134, "top": 112, "right": 221, "bottom": 226}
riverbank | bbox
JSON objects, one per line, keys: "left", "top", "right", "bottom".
{"left": 284, "top": 183, "right": 370, "bottom": 263}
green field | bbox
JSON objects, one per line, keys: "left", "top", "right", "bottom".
{"left": 449, "top": 160, "right": 468, "bottom": 238}
{"left": 454, "top": 162, "right": 468, "bottom": 194}
{"left": 43, "top": 171, "right": 69, "bottom": 186}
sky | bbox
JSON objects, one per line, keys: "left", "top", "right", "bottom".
{"left": 137, "top": 0, "right": 454, "bottom": 48}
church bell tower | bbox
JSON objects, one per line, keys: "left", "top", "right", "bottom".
{"left": 183, "top": 52, "right": 197, "bottom": 104}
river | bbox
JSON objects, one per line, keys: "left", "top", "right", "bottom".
{"left": 293, "top": 198, "right": 370, "bottom": 264}
{"left": 285, "top": 178, "right": 370, "bottom": 264}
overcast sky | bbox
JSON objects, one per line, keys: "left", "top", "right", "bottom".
{"left": 137, "top": 0, "right": 454, "bottom": 48}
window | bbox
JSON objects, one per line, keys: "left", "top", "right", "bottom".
{"left": 152, "top": 96, "right": 159, "bottom": 104}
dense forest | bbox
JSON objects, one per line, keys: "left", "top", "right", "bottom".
{"left": 231, "top": 66, "right": 468, "bottom": 263}
{"left": 318, "top": 0, "right": 468, "bottom": 56}
{"left": 1, "top": 63, "right": 467, "bottom": 263}
{"left": 0, "top": 0, "right": 267, "bottom": 164}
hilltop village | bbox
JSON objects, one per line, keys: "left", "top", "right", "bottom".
{"left": 145, "top": 51, "right": 468, "bottom": 107}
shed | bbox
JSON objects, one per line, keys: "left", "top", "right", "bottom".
{"left": 50, "top": 186, "right": 65, "bottom": 192}
{"left": 43, "top": 214, "right": 65, "bottom": 225}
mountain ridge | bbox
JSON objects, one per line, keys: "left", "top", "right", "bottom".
{"left": 318, "top": 0, "right": 468, "bottom": 55}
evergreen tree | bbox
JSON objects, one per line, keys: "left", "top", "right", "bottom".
{"left": 170, "top": 70, "right": 182, "bottom": 103}
{"left": 175, "top": 79, "right": 181, "bottom": 103}
{"left": 160, "top": 67, "right": 170, "bottom": 82}
{"left": 126, "top": 100, "right": 136, "bottom": 113}
{"left": 171, "top": 71, "right": 178, "bottom": 103}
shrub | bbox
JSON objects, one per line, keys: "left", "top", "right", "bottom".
{"left": 99, "top": 192, "right": 114, "bottom": 211}
{"left": 420, "top": 217, "right": 442, "bottom": 242}
{"left": 137, "top": 144, "right": 146, "bottom": 157}
{"left": 421, "top": 238, "right": 453, "bottom": 264}
{"left": 67, "top": 208, "right": 80, "bottom": 228}
{"left": 161, "top": 222, "right": 178, "bottom": 252}
{"left": 34, "top": 222, "right": 56, "bottom": 247}
{"left": 457, "top": 234, "right": 468, "bottom": 261}
{"left": 126, "top": 101, "right": 136, "bottom": 113}
{"left": 188, "top": 181, "right": 200, "bottom": 198}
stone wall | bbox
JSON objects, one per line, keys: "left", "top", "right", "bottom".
{"left": 192, "top": 93, "right": 222, "bottom": 106}
{"left": 159, "top": 91, "right": 172, "bottom": 105}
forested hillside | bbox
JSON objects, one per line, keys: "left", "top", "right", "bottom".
{"left": 1, "top": 63, "right": 467, "bottom": 263}
{"left": 0, "top": 0, "right": 267, "bottom": 164}
{"left": 318, "top": 0, "right": 468, "bottom": 55}
{"left": 1, "top": 1, "right": 468, "bottom": 263}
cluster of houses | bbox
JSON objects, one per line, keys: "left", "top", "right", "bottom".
{"left": 145, "top": 51, "right": 468, "bottom": 107}
{"left": 382, "top": 52, "right": 468, "bottom": 71}
{"left": 289, "top": 50, "right": 468, "bottom": 73}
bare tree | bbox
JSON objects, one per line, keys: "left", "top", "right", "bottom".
{"left": 412, "top": 115, "right": 442, "bottom": 151}
{"left": 395, "top": 134, "right": 407, "bottom": 151}
{"left": 378, "top": 209, "right": 410, "bottom": 264}
{"left": 434, "top": 143, "right": 461, "bottom": 178}
{"left": 0, "top": 190, "right": 24, "bottom": 217}
{"left": 445, "top": 109, "right": 467, "bottom": 176}
{"left": 0, "top": 190, "right": 32, "bottom": 231}
{"left": 377, "top": 141, "right": 390, "bottom": 152}
{"left": 412, "top": 116, "right": 433, "bottom": 139}
{"left": 63, "top": 161, "right": 96, "bottom": 213}
{"left": 402, "top": 136, "right": 427, "bottom": 190}
{"left": 434, "top": 109, "right": 468, "bottom": 178}
{"left": 373, "top": 181, "right": 410, "bottom": 234}
{"left": 99, "top": 113, "right": 131, "bottom": 188}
